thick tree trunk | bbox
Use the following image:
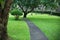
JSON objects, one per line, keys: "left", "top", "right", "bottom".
{"left": 0, "top": 4, "right": 3, "bottom": 40}
{"left": 0, "top": 0, "right": 12, "bottom": 40}
{"left": 23, "top": 12, "right": 27, "bottom": 18}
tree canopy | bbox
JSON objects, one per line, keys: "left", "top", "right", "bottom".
{"left": 40, "top": 0, "right": 58, "bottom": 9}
{"left": 17, "top": 0, "right": 40, "bottom": 18}
{"left": 18, "top": 0, "right": 40, "bottom": 12}
{"left": 11, "top": 0, "right": 60, "bottom": 18}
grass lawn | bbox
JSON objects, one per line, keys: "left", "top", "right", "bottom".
{"left": 7, "top": 15, "right": 30, "bottom": 40}
{"left": 28, "top": 13, "right": 60, "bottom": 40}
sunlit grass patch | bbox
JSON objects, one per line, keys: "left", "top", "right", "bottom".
{"left": 28, "top": 13, "right": 60, "bottom": 40}
{"left": 7, "top": 16, "right": 30, "bottom": 40}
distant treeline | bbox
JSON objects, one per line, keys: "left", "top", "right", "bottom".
{"left": 32, "top": 11, "right": 60, "bottom": 16}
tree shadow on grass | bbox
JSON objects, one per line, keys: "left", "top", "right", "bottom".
{"left": 8, "top": 17, "right": 24, "bottom": 21}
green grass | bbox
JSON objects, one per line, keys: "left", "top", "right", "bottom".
{"left": 7, "top": 16, "right": 30, "bottom": 40}
{"left": 28, "top": 13, "right": 60, "bottom": 40}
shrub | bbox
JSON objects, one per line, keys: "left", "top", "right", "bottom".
{"left": 52, "top": 12, "right": 60, "bottom": 16}
{"left": 10, "top": 8, "right": 23, "bottom": 20}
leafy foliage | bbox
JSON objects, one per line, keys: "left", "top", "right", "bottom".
{"left": 10, "top": 0, "right": 18, "bottom": 10}
{"left": 40, "top": 0, "right": 58, "bottom": 9}
{"left": 17, "top": 0, "right": 40, "bottom": 18}
{"left": 18, "top": 0, "right": 40, "bottom": 8}
{"left": 0, "top": 0, "right": 5, "bottom": 9}
{"left": 10, "top": 8, "right": 23, "bottom": 16}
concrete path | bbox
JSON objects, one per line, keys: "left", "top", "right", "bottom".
{"left": 24, "top": 18, "right": 48, "bottom": 40}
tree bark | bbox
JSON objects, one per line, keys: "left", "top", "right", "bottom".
{"left": 23, "top": 12, "right": 27, "bottom": 18}
{"left": 0, "top": 0, "right": 12, "bottom": 40}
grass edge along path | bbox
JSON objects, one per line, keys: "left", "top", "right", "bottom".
{"left": 27, "top": 14, "right": 60, "bottom": 40}
{"left": 7, "top": 16, "right": 30, "bottom": 40}
{"left": 24, "top": 18, "right": 48, "bottom": 40}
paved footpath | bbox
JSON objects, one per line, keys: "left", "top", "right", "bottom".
{"left": 24, "top": 18, "right": 48, "bottom": 40}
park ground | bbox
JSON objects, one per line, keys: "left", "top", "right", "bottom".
{"left": 7, "top": 13, "right": 60, "bottom": 40}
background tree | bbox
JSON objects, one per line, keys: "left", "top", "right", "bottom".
{"left": 17, "top": 0, "right": 40, "bottom": 18}
{"left": 40, "top": 0, "right": 58, "bottom": 9}
{"left": 40, "top": 0, "right": 59, "bottom": 14}
{"left": 10, "top": 0, "right": 18, "bottom": 10}
{"left": 0, "top": 0, "right": 12, "bottom": 40}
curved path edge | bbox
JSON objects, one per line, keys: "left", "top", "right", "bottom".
{"left": 24, "top": 18, "right": 48, "bottom": 40}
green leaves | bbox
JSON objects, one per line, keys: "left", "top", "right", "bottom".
{"left": 0, "top": 0, "right": 5, "bottom": 9}
{"left": 18, "top": 0, "right": 40, "bottom": 8}
{"left": 10, "top": 8, "right": 23, "bottom": 15}
{"left": 0, "top": 0, "right": 3, "bottom": 3}
{"left": 40, "top": 0, "right": 59, "bottom": 9}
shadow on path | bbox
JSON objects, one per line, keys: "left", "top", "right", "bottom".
{"left": 24, "top": 18, "right": 48, "bottom": 40}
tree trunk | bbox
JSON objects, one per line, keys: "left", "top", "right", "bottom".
{"left": 15, "top": 15, "right": 19, "bottom": 20}
{"left": 23, "top": 12, "right": 27, "bottom": 18}
{"left": 0, "top": 0, "right": 12, "bottom": 40}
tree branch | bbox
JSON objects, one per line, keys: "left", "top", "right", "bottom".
{"left": 27, "top": 7, "right": 34, "bottom": 13}
{"left": 18, "top": 3, "right": 25, "bottom": 12}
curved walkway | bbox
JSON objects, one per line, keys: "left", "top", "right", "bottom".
{"left": 24, "top": 18, "right": 48, "bottom": 40}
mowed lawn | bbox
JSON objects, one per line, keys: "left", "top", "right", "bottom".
{"left": 28, "top": 13, "right": 60, "bottom": 40}
{"left": 7, "top": 15, "right": 30, "bottom": 40}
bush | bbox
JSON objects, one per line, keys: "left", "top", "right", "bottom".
{"left": 11, "top": 9, "right": 22, "bottom": 15}
{"left": 10, "top": 9, "right": 23, "bottom": 20}
{"left": 52, "top": 12, "right": 60, "bottom": 16}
